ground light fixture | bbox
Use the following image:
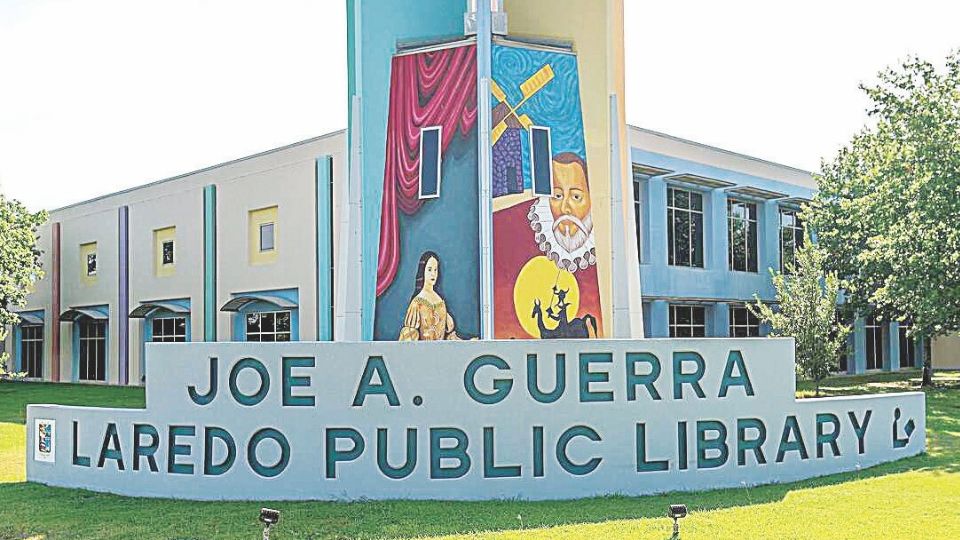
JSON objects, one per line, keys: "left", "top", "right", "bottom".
{"left": 668, "top": 504, "right": 687, "bottom": 538}
{"left": 259, "top": 508, "right": 280, "bottom": 540}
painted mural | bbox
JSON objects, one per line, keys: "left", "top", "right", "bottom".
{"left": 374, "top": 43, "right": 481, "bottom": 341}
{"left": 491, "top": 43, "right": 605, "bottom": 339}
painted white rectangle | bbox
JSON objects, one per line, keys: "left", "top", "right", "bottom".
{"left": 26, "top": 339, "right": 925, "bottom": 501}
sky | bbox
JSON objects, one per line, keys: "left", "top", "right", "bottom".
{"left": 1, "top": 0, "right": 958, "bottom": 211}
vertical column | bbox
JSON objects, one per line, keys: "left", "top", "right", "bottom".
{"left": 710, "top": 302, "right": 729, "bottom": 338}
{"left": 51, "top": 222, "right": 61, "bottom": 382}
{"left": 13, "top": 326, "right": 21, "bottom": 372}
{"left": 203, "top": 185, "right": 217, "bottom": 341}
{"left": 118, "top": 206, "right": 130, "bottom": 385}
{"left": 853, "top": 314, "right": 867, "bottom": 374}
{"left": 880, "top": 321, "right": 892, "bottom": 371}
{"left": 476, "top": 0, "right": 494, "bottom": 339}
{"left": 644, "top": 177, "right": 667, "bottom": 267}
{"left": 344, "top": 96, "right": 364, "bottom": 341}
{"left": 608, "top": 98, "right": 644, "bottom": 338}
{"left": 649, "top": 300, "right": 669, "bottom": 338}
{"left": 762, "top": 200, "right": 781, "bottom": 275}
{"left": 888, "top": 321, "right": 901, "bottom": 372}
{"left": 316, "top": 156, "right": 334, "bottom": 341}
{"left": 708, "top": 189, "right": 728, "bottom": 270}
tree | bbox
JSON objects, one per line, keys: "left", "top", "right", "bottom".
{"left": 809, "top": 52, "right": 960, "bottom": 386}
{"left": 749, "top": 233, "right": 850, "bottom": 397}
{"left": 0, "top": 194, "right": 47, "bottom": 380}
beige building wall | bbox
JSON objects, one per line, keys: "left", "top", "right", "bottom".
{"left": 932, "top": 334, "right": 960, "bottom": 370}
{"left": 7, "top": 131, "right": 346, "bottom": 385}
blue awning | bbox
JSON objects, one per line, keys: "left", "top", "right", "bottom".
{"left": 16, "top": 312, "right": 43, "bottom": 325}
{"left": 220, "top": 293, "right": 297, "bottom": 312}
{"left": 130, "top": 301, "right": 190, "bottom": 319}
{"left": 60, "top": 307, "right": 108, "bottom": 322}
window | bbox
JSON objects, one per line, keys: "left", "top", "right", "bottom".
{"left": 419, "top": 126, "right": 442, "bottom": 199}
{"left": 780, "top": 208, "right": 804, "bottom": 273}
{"left": 729, "top": 306, "right": 761, "bottom": 337}
{"left": 152, "top": 317, "right": 187, "bottom": 343}
{"left": 530, "top": 126, "right": 553, "bottom": 196}
{"left": 667, "top": 187, "right": 704, "bottom": 268}
{"left": 245, "top": 310, "right": 291, "bottom": 342}
{"left": 153, "top": 227, "right": 176, "bottom": 277}
{"left": 79, "top": 320, "right": 106, "bottom": 382}
{"left": 728, "top": 199, "right": 758, "bottom": 272}
{"left": 259, "top": 223, "right": 275, "bottom": 252}
{"left": 249, "top": 206, "right": 279, "bottom": 265}
{"left": 669, "top": 305, "right": 706, "bottom": 337}
{"left": 21, "top": 325, "right": 43, "bottom": 379}
{"left": 632, "top": 174, "right": 642, "bottom": 264}
{"left": 899, "top": 321, "right": 916, "bottom": 369}
{"left": 865, "top": 314, "right": 884, "bottom": 370}
{"left": 162, "top": 241, "right": 174, "bottom": 265}
{"left": 80, "top": 242, "right": 98, "bottom": 284}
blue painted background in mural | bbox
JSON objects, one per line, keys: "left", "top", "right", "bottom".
{"left": 373, "top": 130, "right": 481, "bottom": 340}
{"left": 491, "top": 44, "right": 586, "bottom": 195}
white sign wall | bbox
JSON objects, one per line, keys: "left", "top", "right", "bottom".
{"left": 26, "top": 339, "right": 925, "bottom": 500}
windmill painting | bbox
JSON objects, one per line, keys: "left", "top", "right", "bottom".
{"left": 491, "top": 64, "right": 554, "bottom": 197}
{"left": 490, "top": 43, "right": 604, "bottom": 340}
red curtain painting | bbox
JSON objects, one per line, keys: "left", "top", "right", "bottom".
{"left": 376, "top": 44, "right": 478, "bottom": 297}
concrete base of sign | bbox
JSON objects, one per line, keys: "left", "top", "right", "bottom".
{"left": 26, "top": 339, "right": 924, "bottom": 501}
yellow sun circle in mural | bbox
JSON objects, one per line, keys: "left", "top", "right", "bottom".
{"left": 514, "top": 256, "right": 580, "bottom": 338}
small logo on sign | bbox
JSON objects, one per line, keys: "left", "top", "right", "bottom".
{"left": 893, "top": 408, "right": 916, "bottom": 449}
{"left": 34, "top": 419, "right": 56, "bottom": 463}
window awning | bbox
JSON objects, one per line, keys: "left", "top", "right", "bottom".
{"left": 726, "top": 186, "right": 789, "bottom": 200}
{"left": 665, "top": 173, "right": 736, "bottom": 189}
{"left": 16, "top": 312, "right": 43, "bottom": 325}
{"left": 779, "top": 196, "right": 813, "bottom": 207}
{"left": 60, "top": 307, "right": 108, "bottom": 322}
{"left": 220, "top": 293, "right": 297, "bottom": 312}
{"left": 129, "top": 301, "right": 190, "bottom": 319}
{"left": 632, "top": 163, "right": 674, "bottom": 178}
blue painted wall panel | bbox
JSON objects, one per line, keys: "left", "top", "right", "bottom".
{"left": 347, "top": 0, "right": 466, "bottom": 340}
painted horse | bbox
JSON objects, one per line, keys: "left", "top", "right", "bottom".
{"left": 531, "top": 288, "right": 598, "bottom": 339}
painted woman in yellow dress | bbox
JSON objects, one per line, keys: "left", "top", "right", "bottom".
{"left": 399, "top": 251, "right": 467, "bottom": 341}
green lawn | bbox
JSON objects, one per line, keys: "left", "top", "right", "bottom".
{"left": 1, "top": 371, "right": 958, "bottom": 539}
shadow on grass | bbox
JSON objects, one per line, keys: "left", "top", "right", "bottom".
{"left": 0, "top": 372, "right": 957, "bottom": 540}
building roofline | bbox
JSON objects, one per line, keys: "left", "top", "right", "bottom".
{"left": 627, "top": 124, "right": 815, "bottom": 177}
{"left": 49, "top": 125, "right": 812, "bottom": 214}
{"left": 51, "top": 129, "right": 347, "bottom": 213}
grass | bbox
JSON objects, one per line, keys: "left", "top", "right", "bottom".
{"left": 0, "top": 371, "right": 958, "bottom": 539}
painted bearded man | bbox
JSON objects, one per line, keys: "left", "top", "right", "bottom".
{"left": 493, "top": 152, "right": 604, "bottom": 339}
{"left": 529, "top": 152, "right": 598, "bottom": 272}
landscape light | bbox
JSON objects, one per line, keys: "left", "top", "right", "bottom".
{"left": 668, "top": 504, "right": 687, "bottom": 537}
{"left": 259, "top": 508, "right": 280, "bottom": 540}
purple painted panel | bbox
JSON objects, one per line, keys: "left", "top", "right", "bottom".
{"left": 492, "top": 127, "right": 523, "bottom": 197}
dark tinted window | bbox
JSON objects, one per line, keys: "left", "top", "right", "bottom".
{"left": 531, "top": 127, "right": 552, "bottom": 196}
{"left": 669, "top": 305, "right": 706, "bottom": 337}
{"left": 419, "top": 127, "right": 442, "bottom": 198}
{"left": 668, "top": 187, "right": 704, "bottom": 268}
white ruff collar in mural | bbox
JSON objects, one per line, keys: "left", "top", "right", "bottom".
{"left": 528, "top": 196, "right": 597, "bottom": 273}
